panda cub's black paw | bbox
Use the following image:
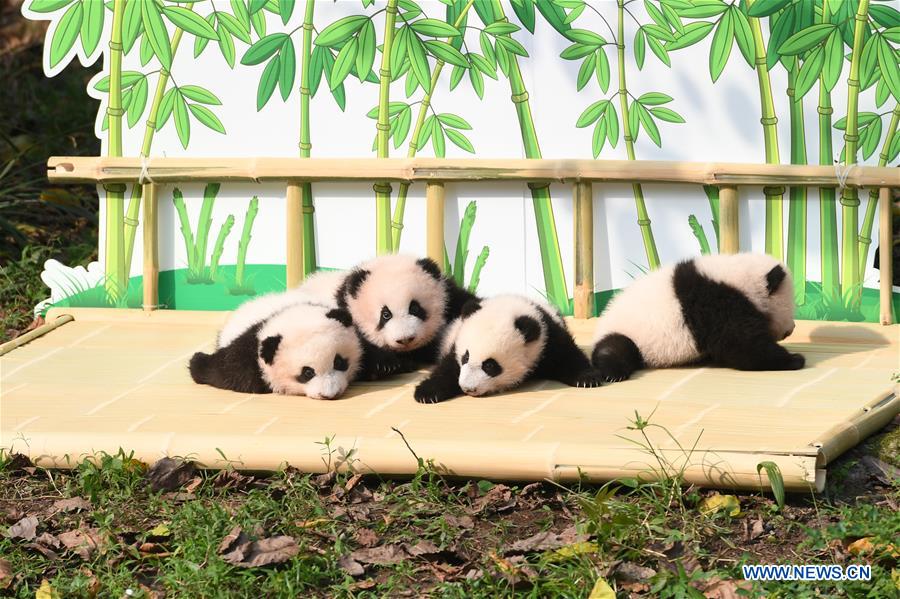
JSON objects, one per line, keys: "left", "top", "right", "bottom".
{"left": 571, "top": 368, "right": 607, "bottom": 388}
{"left": 365, "top": 355, "right": 418, "bottom": 380}
{"left": 786, "top": 352, "right": 805, "bottom": 370}
{"left": 592, "top": 365, "right": 634, "bottom": 384}
{"left": 414, "top": 379, "right": 452, "bottom": 404}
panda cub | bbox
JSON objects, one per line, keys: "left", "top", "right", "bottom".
{"left": 189, "top": 293, "right": 362, "bottom": 399}
{"left": 591, "top": 252, "right": 804, "bottom": 381}
{"left": 297, "top": 254, "right": 478, "bottom": 377}
{"left": 414, "top": 295, "right": 605, "bottom": 403}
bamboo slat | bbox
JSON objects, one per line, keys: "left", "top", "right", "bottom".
{"left": 142, "top": 183, "right": 159, "bottom": 311}
{"left": 719, "top": 185, "right": 739, "bottom": 254}
{"left": 880, "top": 187, "right": 894, "bottom": 325}
{"left": 285, "top": 183, "right": 304, "bottom": 288}
{"left": 0, "top": 314, "right": 74, "bottom": 356}
{"left": 426, "top": 182, "right": 445, "bottom": 270}
{"left": 2, "top": 309, "right": 897, "bottom": 491}
{"left": 573, "top": 181, "right": 594, "bottom": 318}
{"left": 47, "top": 157, "right": 900, "bottom": 188}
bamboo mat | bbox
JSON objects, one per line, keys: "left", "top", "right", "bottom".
{"left": 1, "top": 308, "right": 897, "bottom": 492}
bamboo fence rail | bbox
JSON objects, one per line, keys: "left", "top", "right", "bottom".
{"left": 47, "top": 157, "right": 897, "bottom": 324}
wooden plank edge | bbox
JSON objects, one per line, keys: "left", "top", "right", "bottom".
{"left": 0, "top": 315, "right": 75, "bottom": 356}
{"left": 813, "top": 392, "right": 899, "bottom": 466}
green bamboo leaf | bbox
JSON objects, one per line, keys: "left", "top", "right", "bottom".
{"left": 278, "top": 38, "right": 295, "bottom": 99}
{"left": 468, "top": 62, "right": 485, "bottom": 98}
{"left": 645, "top": 0, "right": 667, "bottom": 29}
{"left": 120, "top": 86, "right": 134, "bottom": 112}
{"left": 174, "top": 91, "right": 190, "bottom": 148}
{"left": 407, "top": 34, "right": 431, "bottom": 90}
{"left": 331, "top": 82, "right": 346, "bottom": 111}
{"left": 49, "top": 1, "right": 82, "bottom": 68}
{"left": 661, "top": 3, "right": 684, "bottom": 35}
{"left": 833, "top": 112, "right": 879, "bottom": 130}
{"left": 678, "top": 1, "right": 728, "bottom": 18}
{"left": 139, "top": 31, "right": 153, "bottom": 65}
{"left": 194, "top": 13, "right": 215, "bottom": 57}
{"left": 592, "top": 116, "right": 607, "bottom": 158}
{"left": 605, "top": 102, "right": 619, "bottom": 148}
{"left": 29, "top": 0, "right": 74, "bottom": 12}
{"left": 634, "top": 28, "right": 646, "bottom": 69}
{"left": 93, "top": 71, "right": 144, "bottom": 92}
{"left": 628, "top": 102, "right": 640, "bottom": 143}
{"left": 576, "top": 99, "right": 609, "bottom": 128}
{"left": 122, "top": 0, "right": 142, "bottom": 53}
{"left": 356, "top": 19, "right": 376, "bottom": 82}
{"left": 432, "top": 119, "right": 446, "bottom": 157}
{"left": 405, "top": 68, "right": 419, "bottom": 97}
{"left": 646, "top": 34, "right": 671, "bottom": 66}
{"left": 870, "top": 5, "right": 900, "bottom": 29}
{"left": 510, "top": 0, "right": 536, "bottom": 33}
{"left": 795, "top": 45, "right": 824, "bottom": 99}
{"left": 393, "top": 106, "right": 411, "bottom": 149}
{"left": 391, "top": 26, "right": 409, "bottom": 76}
{"left": 861, "top": 117, "right": 883, "bottom": 160}
{"left": 309, "top": 45, "right": 324, "bottom": 96}
{"left": 163, "top": 6, "right": 218, "bottom": 40}
{"left": 470, "top": 53, "right": 498, "bottom": 79}
{"left": 859, "top": 35, "right": 880, "bottom": 91}
{"left": 637, "top": 103, "right": 661, "bottom": 147}
{"left": 278, "top": 0, "right": 294, "bottom": 24}
{"left": 141, "top": 0, "right": 172, "bottom": 68}
{"left": 730, "top": 7, "right": 753, "bottom": 67}
{"left": 643, "top": 25, "right": 676, "bottom": 43}
{"left": 637, "top": 91, "right": 673, "bottom": 105}
{"left": 484, "top": 22, "right": 520, "bottom": 36}
{"left": 747, "top": 0, "right": 791, "bottom": 18}
{"left": 189, "top": 103, "right": 226, "bottom": 134}
{"left": 889, "top": 130, "right": 900, "bottom": 162}
{"left": 446, "top": 128, "right": 475, "bottom": 153}
{"left": 425, "top": 40, "right": 468, "bottom": 67}
{"left": 595, "top": 49, "right": 610, "bottom": 92}
{"left": 178, "top": 85, "right": 221, "bottom": 105}
{"left": 250, "top": 8, "right": 265, "bottom": 37}
{"left": 80, "top": 0, "right": 104, "bottom": 56}
{"left": 256, "top": 54, "right": 280, "bottom": 110}
{"left": 249, "top": 0, "right": 267, "bottom": 13}
{"left": 450, "top": 63, "right": 465, "bottom": 89}
{"left": 877, "top": 37, "right": 900, "bottom": 102}
{"left": 496, "top": 41, "right": 510, "bottom": 77}
{"left": 241, "top": 33, "right": 287, "bottom": 65}
{"left": 755, "top": 462, "right": 785, "bottom": 509}
{"left": 577, "top": 53, "right": 595, "bottom": 91}
{"left": 331, "top": 36, "right": 357, "bottom": 90}
{"left": 709, "top": 9, "right": 733, "bottom": 82}
{"left": 822, "top": 31, "right": 842, "bottom": 92}
{"left": 875, "top": 77, "right": 890, "bottom": 108}
{"left": 496, "top": 36, "right": 528, "bottom": 57}
{"left": 437, "top": 113, "right": 471, "bottom": 130}
{"left": 666, "top": 21, "right": 713, "bottom": 51}
{"left": 157, "top": 86, "right": 176, "bottom": 127}
{"left": 418, "top": 115, "right": 434, "bottom": 148}
{"left": 560, "top": 42, "right": 594, "bottom": 60}
{"left": 217, "top": 23, "right": 236, "bottom": 67}
{"left": 410, "top": 18, "right": 460, "bottom": 37}
{"left": 779, "top": 23, "right": 835, "bottom": 56}
{"left": 562, "top": 1, "right": 583, "bottom": 23}
{"left": 649, "top": 106, "right": 685, "bottom": 123}
{"left": 126, "top": 76, "right": 148, "bottom": 128}
{"left": 480, "top": 30, "right": 496, "bottom": 67}
{"left": 565, "top": 28, "right": 605, "bottom": 46}
{"left": 217, "top": 11, "right": 251, "bottom": 43}
{"left": 884, "top": 27, "right": 900, "bottom": 44}
{"left": 766, "top": 6, "right": 795, "bottom": 70}
{"left": 231, "top": 0, "right": 250, "bottom": 30}
{"left": 315, "top": 15, "right": 368, "bottom": 47}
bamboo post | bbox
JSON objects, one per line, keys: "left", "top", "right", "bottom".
{"left": 573, "top": 182, "right": 594, "bottom": 318}
{"left": 286, "top": 183, "right": 304, "bottom": 288}
{"left": 719, "top": 185, "right": 739, "bottom": 254}
{"left": 880, "top": 187, "right": 894, "bottom": 325}
{"left": 141, "top": 183, "right": 158, "bottom": 311}
{"left": 426, "top": 182, "right": 445, "bottom": 271}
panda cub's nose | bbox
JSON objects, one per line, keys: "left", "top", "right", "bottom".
{"left": 397, "top": 336, "right": 415, "bottom": 346}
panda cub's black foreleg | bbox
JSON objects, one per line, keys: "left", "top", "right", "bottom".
{"left": 591, "top": 333, "right": 645, "bottom": 382}
{"left": 711, "top": 332, "right": 805, "bottom": 371}
{"left": 414, "top": 352, "right": 463, "bottom": 404}
{"left": 356, "top": 334, "right": 418, "bottom": 380}
{"left": 534, "top": 312, "right": 605, "bottom": 388}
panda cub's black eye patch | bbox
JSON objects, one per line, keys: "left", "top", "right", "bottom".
{"left": 408, "top": 299, "right": 427, "bottom": 320}
{"left": 481, "top": 358, "right": 502, "bottom": 377}
{"left": 297, "top": 366, "right": 316, "bottom": 383}
{"left": 461, "top": 350, "right": 469, "bottom": 364}
{"left": 333, "top": 354, "right": 349, "bottom": 371}
{"left": 378, "top": 306, "right": 392, "bottom": 329}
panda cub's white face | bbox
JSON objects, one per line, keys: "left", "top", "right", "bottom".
{"left": 257, "top": 305, "right": 362, "bottom": 399}
{"left": 452, "top": 296, "right": 547, "bottom": 397}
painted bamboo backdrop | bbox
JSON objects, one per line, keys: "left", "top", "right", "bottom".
{"left": 23, "top": 0, "right": 900, "bottom": 321}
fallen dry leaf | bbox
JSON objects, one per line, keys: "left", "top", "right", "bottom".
{"left": 138, "top": 542, "right": 173, "bottom": 557}
{"left": 79, "top": 568, "right": 100, "bottom": 598}
{"left": 506, "top": 526, "right": 588, "bottom": 554}
{"left": 222, "top": 535, "right": 300, "bottom": 568}
{"left": 354, "top": 528, "right": 379, "bottom": 548}
{"left": 470, "top": 484, "right": 516, "bottom": 515}
{"left": 620, "top": 581, "right": 650, "bottom": 594}
{"left": 0, "top": 558, "right": 12, "bottom": 589}
{"left": 35, "top": 533, "right": 61, "bottom": 549}
{"left": 146, "top": 457, "right": 196, "bottom": 492}
{"left": 50, "top": 497, "right": 91, "bottom": 515}
{"left": 701, "top": 576, "right": 753, "bottom": 599}
{"left": 212, "top": 470, "right": 254, "bottom": 490}
{"left": 445, "top": 515, "right": 475, "bottom": 530}
{"left": 350, "top": 544, "right": 406, "bottom": 565}
{"left": 147, "top": 524, "right": 171, "bottom": 538}
{"left": 742, "top": 518, "right": 765, "bottom": 542}
{"left": 344, "top": 473, "right": 364, "bottom": 492}
{"left": 546, "top": 541, "right": 598, "bottom": 562}
{"left": 217, "top": 525, "right": 247, "bottom": 554}
{"left": 339, "top": 555, "right": 365, "bottom": 577}
{"left": 404, "top": 540, "right": 441, "bottom": 557}
{"left": 699, "top": 494, "right": 741, "bottom": 517}
{"left": 58, "top": 527, "right": 103, "bottom": 560}
{"left": 348, "top": 579, "right": 376, "bottom": 590}
{"left": 35, "top": 579, "right": 57, "bottom": 599}
{"left": 613, "top": 561, "right": 657, "bottom": 582}
{"left": 4, "top": 453, "right": 33, "bottom": 473}
{"left": 7, "top": 516, "right": 38, "bottom": 541}
{"left": 588, "top": 577, "right": 616, "bottom": 599}
{"left": 847, "top": 537, "right": 900, "bottom": 558}
{"left": 312, "top": 471, "right": 338, "bottom": 489}
{"left": 296, "top": 518, "right": 330, "bottom": 529}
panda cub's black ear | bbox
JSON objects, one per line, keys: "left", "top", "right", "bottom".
{"left": 259, "top": 335, "right": 282, "bottom": 365}
{"left": 765, "top": 265, "right": 787, "bottom": 295}
{"left": 416, "top": 258, "right": 443, "bottom": 280}
{"left": 514, "top": 316, "right": 541, "bottom": 343}
{"left": 326, "top": 308, "right": 353, "bottom": 327}
{"left": 461, "top": 298, "right": 482, "bottom": 318}
{"left": 341, "top": 268, "right": 371, "bottom": 301}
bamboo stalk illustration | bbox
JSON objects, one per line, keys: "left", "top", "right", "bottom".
{"left": 299, "top": 0, "right": 317, "bottom": 274}
{"left": 391, "top": 0, "right": 475, "bottom": 250}
{"left": 840, "top": 0, "right": 870, "bottom": 308}
{"left": 122, "top": 3, "right": 194, "bottom": 285}
{"left": 234, "top": 196, "right": 259, "bottom": 290}
{"left": 817, "top": 0, "right": 839, "bottom": 305}
{"left": 786, "top": 64, "right": 808, "bottom": 304}
{"left": 703, "top": 185, "right": 720, "bottom": 251}
{"left": 374, "top": 0, "right": 400, "bottom": 255}
{"left": 104, "top": 0, "right": 127, "bottom": 303}
{"left": 487, "top": 0, "right": 568, "bottom": 310}
{"left": 617, "top": 0, "right": 659, "bottom": 269}
{"left": 208, "top": 215, "right": 235, "bottom": 281}
{"left": 745, "top": 0, "right": 784, "bottom": 260}
{"left": 858, "top": 103, "right": 899, "bottom": 277}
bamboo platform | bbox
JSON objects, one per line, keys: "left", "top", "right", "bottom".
{"left": 2, "top": 308, "right": 897, "bottom": 492}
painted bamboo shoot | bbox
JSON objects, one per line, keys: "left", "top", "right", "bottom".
{"left": 573, "top": 182, "right": 594, "bottom": 319}
{"left": 719, "top": 186, "right": 739, "bottom": 254}
{"left": 426, "top": 182, "right": 445, "bottom": 271}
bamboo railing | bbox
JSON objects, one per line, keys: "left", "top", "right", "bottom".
{"left": 47, "top": 157, "right": 898, "bottom": 324}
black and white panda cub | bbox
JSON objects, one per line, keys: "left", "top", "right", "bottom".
{"left": 590, "top": 253, "right": 804, "bottom": 381}
{"left": 414, "top": 295, "right": 605, "bottom": 403}
{"left": 189, "top": 292, "right": 362, "bottom": 399}
{"left": 297, "top": 254, "right": 478, "bottom": 378}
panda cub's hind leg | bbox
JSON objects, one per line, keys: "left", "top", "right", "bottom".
{"left": 591, "top": 333, "right": 645, "bottom": 382}
{"left": 711, "top": 334, "right": 805, "bottom": 371}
